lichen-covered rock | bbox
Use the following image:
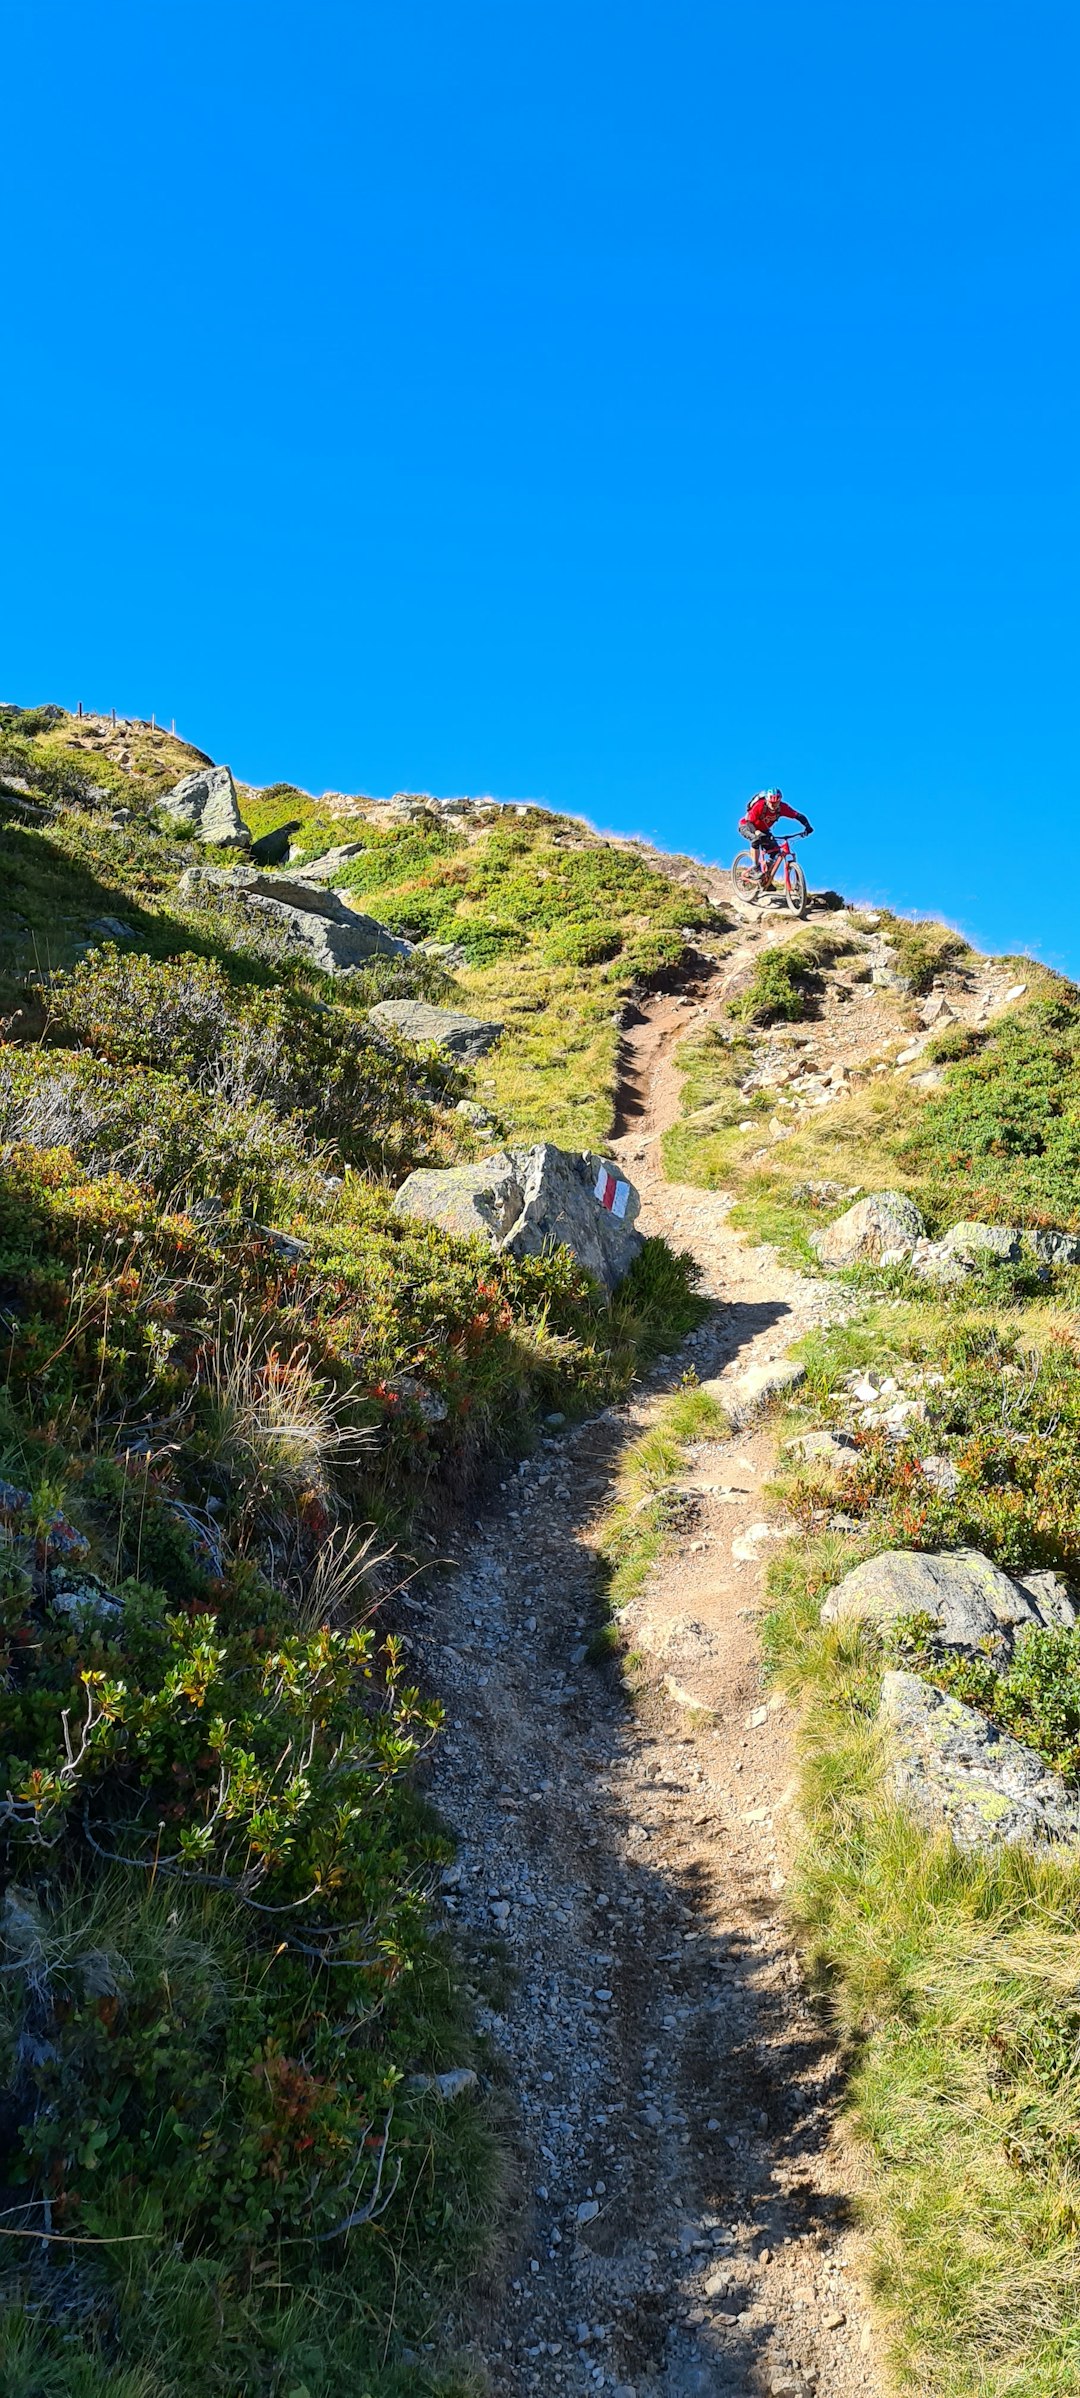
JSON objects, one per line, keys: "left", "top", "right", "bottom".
{"left": 810, "top": 1190, "right": 925, "bottom": 1268}
{"left": 880, "top": 1669, "right": 1080, "bottom": 1853}
{"left": 940, "top": 1220, "right": 1022, "bottom": 1262}
{"left": 391, "top": 1143, "right": 642, "bottom": 1292}
{"left": 177, "top": 866, "right": 409, "bottom": 972}
{"left": 156, "top": 765, "right": 251, "bottom": 848}
{"left": 821, "top": 1546, "right": 1043, "bottom": 1657}
{"left": 367, "top": 999, "right": 503, "bottom": 1060}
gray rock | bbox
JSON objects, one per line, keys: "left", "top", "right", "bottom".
{"left": 283, "top": 842, "right": 368, "bottom": 882}
{"left": 391, "top": 1143, "right": 642, "bottom": 1292}
{"left": 940, "top": 1219, "right": 1022, "bottom": 1262}
{"left": 708, "top": 1357, "right": 805, "bottom": 1426}
{"left": 156, "top": 764, "right": 250, "bottom": 848}
{"left": 408, "top": 2067, "right": 478, "bottom": 2100}
{"left": 1023, "top": 1227, "right": 1080, "bottom": 1267}
{"left": 1018, "top": 1569, "right": 1079, "bottom": 1629}
{"left": 87, "top": 916, "right": 136, "bottom": 941}
{"left": 368, "top": 998, "right": 503, "bottom": 1060}
{"left": 909, "top": 1238, "right": 972, "bottom": 1288}
{"left": 821, "top": 1546, "right": 1041, "bottom": 1658}
{"left": 784, "top": 1428, "right": 859, "bottom": 1468}
{"left": 880, "top": 1669, "right": 1080, "bottom": 1853}
{"left": 49, "top": 1572, "right": 122, "bottom": 1624}
{"left": 811, "top": 1190, "right": 925, "bottom": 1268}
{"left": 178, "top": 866, "right": 409, "bottom": 971}
{"left": 920, "top": 1453, "right": 961, "bottom": 1495}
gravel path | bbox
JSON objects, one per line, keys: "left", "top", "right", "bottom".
{"left": 419, "top": 899, "right": 1024, "bottom": 2395}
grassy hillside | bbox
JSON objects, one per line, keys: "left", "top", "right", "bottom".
{"left": 0, "top": 710, "right": 711, "bottom": 2396}
{"left": 663, "top": 917, "right": 1080, "bottom": 2396}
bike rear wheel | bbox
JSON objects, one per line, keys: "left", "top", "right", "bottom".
{"left": 731, "top": 849, "right": 762, "bottom": 906}
{"left": 784, "top": 858, "right": 807, "bottom": 917}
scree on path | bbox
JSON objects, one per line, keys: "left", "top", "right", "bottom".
{"left": 421, "top": 906, "right": 901, "bottom": 2398}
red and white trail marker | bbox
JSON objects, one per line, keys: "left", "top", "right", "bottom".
{"left": 594, "top": 1165, "right": 631, "bottom": 1221}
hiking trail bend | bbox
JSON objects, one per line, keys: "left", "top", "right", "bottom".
{"left": 422, "top": 901, "right": 1011, "bottom": 2396}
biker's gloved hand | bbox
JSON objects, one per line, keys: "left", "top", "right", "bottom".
{"left": 798, "top": 816, "right": 813, "bottom": 832}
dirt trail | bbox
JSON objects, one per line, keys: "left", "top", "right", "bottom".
{"left": 423, "top": 899, "right": 1026, "bottom": 2395}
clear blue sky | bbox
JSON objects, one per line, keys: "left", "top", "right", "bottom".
{"left": 3, "top": 2, "right": 1076, "bottom": 966}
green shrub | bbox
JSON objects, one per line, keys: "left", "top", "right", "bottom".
{"left": 544, "top": 920, "right": 622, "bottom": 967}
{"left": 905, "top": 995, "right": 1080, "bottom": 1227}
{"left": 43, "top": 947, "right": 442, "bottom": 1173}
{"left": 886, "top": 915, "right": 970, "bottom": 994}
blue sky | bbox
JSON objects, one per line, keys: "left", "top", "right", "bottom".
{"left": 3, "top": 2, "right": 1076, "bottom": 966}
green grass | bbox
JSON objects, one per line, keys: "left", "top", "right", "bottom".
{"left": 589, "top": 1382, "right": 730, "bottom": 1650}
{"left": 764, "top": 1519, "right": 1080, "bottom": 2396}
{"left": 0, "top": 750, "right": 713, "bottom": 2393}
{"left": 727, "top": 925, "right": 858, "bottom": 1026}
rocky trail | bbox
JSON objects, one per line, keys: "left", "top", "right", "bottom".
{"left": 419, "top": 900, "right": 1025, "bottom": 2397}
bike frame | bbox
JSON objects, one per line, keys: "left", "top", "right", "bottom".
{"left": 754, "top": 831, "right": 805, "bottom": 890}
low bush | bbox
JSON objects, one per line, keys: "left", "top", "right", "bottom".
{"left": 728, "top": 928, "right": 856, "bottom": 1027}
{"left": 884, "top": 914, "right": 970, "bottom": 994}
{"left": 43, "top": 946, "right": 443, "bottom": 1173}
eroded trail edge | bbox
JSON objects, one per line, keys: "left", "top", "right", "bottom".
{"left": 424, "top": 972, "right": 886, "bottom": 2398}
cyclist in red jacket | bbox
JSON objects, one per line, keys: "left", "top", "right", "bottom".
{"left": 739, "top": 788, "right": 812, "bottom": 877}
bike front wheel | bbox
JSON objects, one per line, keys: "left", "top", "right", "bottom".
{"left": 784, "top": 858, "right": 807, "bottom": 917}
{"left": 731, "top": 850, "right": 762, "bottom": 907}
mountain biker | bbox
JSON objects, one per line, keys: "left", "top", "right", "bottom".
{"left": 738, "top": 788, "right": 813, "bottom": 878}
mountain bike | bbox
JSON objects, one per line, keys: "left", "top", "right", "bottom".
{"left": 730, "top": 830, "right": 809, "bottom": 919}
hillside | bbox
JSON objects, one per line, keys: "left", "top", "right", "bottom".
{"left": 4, "top": 707, "right": 1080, "bottom": 2398}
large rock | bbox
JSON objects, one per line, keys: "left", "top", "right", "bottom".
{"left": 941, "top": 1219, "right": 1022, "bottom": 1263}
{"left": 391, "top": 1143, "right": 642, "bottom": 1292}
{"left": 1024, "top": 1227, "right": 1080, "bottom": 1267}
{"left": 811, "top": 1190, "right": 925, "bottom": 1268}
{"left": 367, "top": 999, "right": 503, "bottom": 1060}
{"left": 880, "top": 1669, "right": 1080, "bottom": 1854}
{"left": 821, "top": 1546, "right": 1075, "bottom": 1657}
{"left": 177, "top": 867, "right": 409, "bottom": 972}
{"left": 706, "top": 1356, "right": 805, "bottom": 1427}
{"left": 156, "top": 765, "right": 250, "bottom": 848}
{"left": 285, "top": 843, "right": 368, "bottom": 882}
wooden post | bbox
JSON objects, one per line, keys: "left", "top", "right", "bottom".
{"left": 77, "top": 700, "right": 82, "bottom": 717}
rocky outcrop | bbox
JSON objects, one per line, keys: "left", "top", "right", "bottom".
{"left": 156, "top": 765, "right": 251, "bottom": 848}
{"left": 284, "top": 843, "right": 368, "bottom": 882}
{"left": 392, "top": 1143, "right": 642, "bottom": 1292}
{"left": 880, "top": 1670, "right": 1080, "bottom": 1854}
{"left": 367, "top": 999, "right": 503, "bottom": 1060}
{"left": 820, "top": 1545, "right": 1075, "bottom": 1658}
{"left": 177, "top": 866, "right": 409, "bottom": 972}
{"left": 810, "top": 1190, "right": 925, "bottom": 1268}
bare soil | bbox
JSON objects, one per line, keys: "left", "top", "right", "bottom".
{"left": 422, "top": 898, "right": 1028, "bottom": 2397}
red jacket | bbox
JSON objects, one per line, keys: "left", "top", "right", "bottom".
{"left": 745, "top": 792, "right": 801, "bottom": 835}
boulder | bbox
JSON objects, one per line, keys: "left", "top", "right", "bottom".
{"left": 940, "top": 1220, "right": 1022, "bottom": 1263}
{"left": 811, "top": 1191, "right": 925, "bottom": 1268}
{"left": 909, "top": 1238, "right": 973, "bottom": 1289}
{"left": 880, "top": 1669, "right": 1080, "bottom": 1854}
{"left": 1024, "top": 1227, "right": 1080, "bottom": 1268}
{"left": 368, "top": 999, "right": 502, "bottom": 1060}
{"left": 784, "top": 1427, "right": 859, "bottom": 1469}
{"left": 177, "top": 867, "right": 409, "bottom": 972}
{"left": 156, "top": 765, "right": 250, "bottom": 848}
{"left": 391, "top": 1143, "right": 642, "bottom": 1293}
{"left": 1017, "top": 1569, "right": 1079, "bottom": 1629}
{"left": 820, "top": 1546, "right": 1043, "bottom": 1658}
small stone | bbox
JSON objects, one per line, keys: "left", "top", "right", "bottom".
{"left": 576, "top": 2199, "right": 600, "bottom": 2224}
{"left": 822, "top": 2308, "right": 846, "bottom": 2329}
